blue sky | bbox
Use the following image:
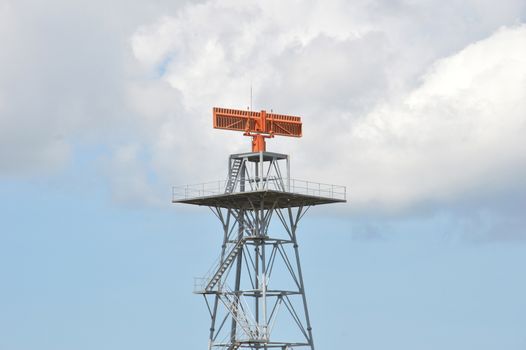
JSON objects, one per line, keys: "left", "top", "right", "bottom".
{"left": 1, "top": 0, "right": 526, "bottom": 349}
{"left": 2, "top": 173, "right": 526, "bottom": 349}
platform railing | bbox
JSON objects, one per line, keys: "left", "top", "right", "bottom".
{"left": 172, "top": 178, "right": 346, "bottom": 201}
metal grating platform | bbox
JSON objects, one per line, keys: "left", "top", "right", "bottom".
{"left": 172, "top": 177, "right": 346, "bottom": 209}
{"left": 173, "top": 189, "right": 345, "bottom": 209}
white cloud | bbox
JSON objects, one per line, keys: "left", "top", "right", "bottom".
{"left": 341, "top": 25, "right": 526, "bottom": 211}
{"left": 0, "top": 0, "right": 189, "bottom": 177}
{"left": 129, "top": 1, "right": 526, "bottom": 214}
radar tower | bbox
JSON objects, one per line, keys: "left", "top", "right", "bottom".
{"left": 173, "top": 107, "right": 346, "bottom": 350}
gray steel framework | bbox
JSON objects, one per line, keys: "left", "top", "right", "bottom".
{"left": 174, "top": 152, "right": 346, "bottom": 350}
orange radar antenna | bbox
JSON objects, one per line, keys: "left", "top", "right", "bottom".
{"left": 213, "top": 107, "right": 302, "bottom": 152}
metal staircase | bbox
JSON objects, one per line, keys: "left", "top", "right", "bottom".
{"left": 205, "top": 238, "right": 246, "bottom": 292}
{"left": 225, "top": 158, "right": 243, "bottom": 193}
{"left": 219, "top": 286, "right": 264, "bottom": 342}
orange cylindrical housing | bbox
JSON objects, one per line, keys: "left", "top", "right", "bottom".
{"left": 252, "top": 135, "right": 266, "bottom": 152}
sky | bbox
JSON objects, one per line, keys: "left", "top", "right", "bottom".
{"left": 1, "top": 0, "right": 526, "bottom": 349}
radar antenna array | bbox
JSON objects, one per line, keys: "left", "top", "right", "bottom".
{"left": 213, "top": 107, "right": 302, "bottom": 152}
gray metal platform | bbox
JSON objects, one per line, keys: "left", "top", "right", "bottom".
{"left": 173, "top": 189, "right": 345, "bottom": 209}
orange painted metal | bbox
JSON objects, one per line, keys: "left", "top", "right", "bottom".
{"left": 213, "top": 107, "right": 302, "bottom": 152}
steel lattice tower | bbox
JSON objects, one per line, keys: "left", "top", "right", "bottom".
{"left": 173, "top": 108, "right": 346, "bottom": 350}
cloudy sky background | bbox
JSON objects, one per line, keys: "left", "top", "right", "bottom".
{"left": 1, "top": 0, "right": 526, "bottom": 349}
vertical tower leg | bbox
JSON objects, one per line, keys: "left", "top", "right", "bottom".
{"left": 207, "top": 207, "right": 231, "bottom": 350}
{"left": 208, "top": 297, "right": 219, "bottom": 350}
{"left": 289, "top": 206, "right": 315, "bottom": 350}
{"left": 230, "top": 209, "right": 244, "bottom": 345}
